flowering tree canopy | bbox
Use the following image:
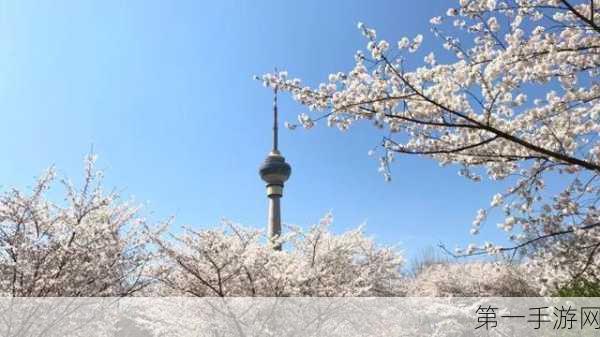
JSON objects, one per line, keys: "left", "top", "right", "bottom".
{"left": 260, "top": 0, "right": 600, "bottom": 291}
{"left": 406, "top": 261, "right": 539, "bottom": 296}
{"left": 153, "top": 213, "right": 403, "bottom": 296}
{"left": 0, "top": 157, "right": 543, "bottom": 297}
{"left": 0, "top": 156, "right": 157, "bottom": 296}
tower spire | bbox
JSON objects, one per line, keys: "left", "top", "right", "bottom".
{"left": 272, "top": 87, "right": 279, "bottom": 153}
{"left": 259, "top": 83, "right": 291, "bottom": 250}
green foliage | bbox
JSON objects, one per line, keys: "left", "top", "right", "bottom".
{"left": 555, "top": 280, "right": 600, "bottom": 297}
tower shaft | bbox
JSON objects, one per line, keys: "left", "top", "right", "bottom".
{"left": 267, "top": 195, "right": 281, "bottom": 249}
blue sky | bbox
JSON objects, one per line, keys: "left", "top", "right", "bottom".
{"left": 0, "top": 1, "right": 511, "bottom": 260}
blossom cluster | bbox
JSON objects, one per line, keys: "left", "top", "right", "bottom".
{"left": 0, "top": 155, "right": 158, "bottom": 296}
{"left": 260, "top": 0, "right": 600, "bottom": 291}
{"left": 153, "top": 212, "right": 404, "bottom": 296}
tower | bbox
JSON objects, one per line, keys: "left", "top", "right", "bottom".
{"left": 259, "top": 87, "right": 291, "bottom": 250}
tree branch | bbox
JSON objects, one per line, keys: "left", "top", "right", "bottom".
{"left": 560, "top": 0, "right": 600, "bottom": 34}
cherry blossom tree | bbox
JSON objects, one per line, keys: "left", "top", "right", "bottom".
{"left": 0, "top": 155, "right": 158, "bottom": 296}
{"left": 405, "top": 261, "right": 539, "bottom": 296}
{"left": 152, "top": 213, "right": 404, "bottom": 296}
{"left": 260, "top": 0, "right": 600, "bottom": 292}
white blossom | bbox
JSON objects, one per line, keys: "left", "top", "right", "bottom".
{"left": 298, "top": 113, "right": 315, "bottom": 129}
{"left": 398, "top": 37, "right": 410, "bottom": 49}
{"left": 497, "top": 216, "right": 516, "bottom": 231}
{"left": 409, "top": 34, "right": 424, "bottom": 53}
{"left": 430, "top": 16, "right": 443, "bottom": 25}
{"left": 487, "top": 17, "right": 499, "bottom": 32}
{"left": 424, "top": 52, "right": 436, "bottom": 66}
{"left": 491, "top": 193, "right": 503, "bottom": 207}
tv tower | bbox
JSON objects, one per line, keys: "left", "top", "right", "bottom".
{"left": 258, "top": 87, "right": 291, "bottom": 250}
